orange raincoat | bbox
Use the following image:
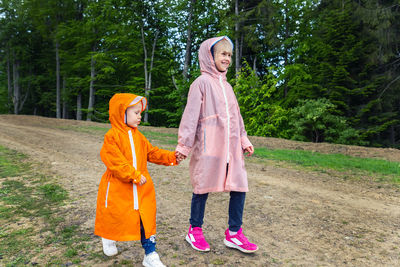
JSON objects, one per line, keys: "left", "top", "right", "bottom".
{"left": 94, "top": 93, "right": 177, "bottom": 241}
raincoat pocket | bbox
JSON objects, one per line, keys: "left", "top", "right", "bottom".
{"left": 200, "top": 114, "right": 224, "bottom": 157}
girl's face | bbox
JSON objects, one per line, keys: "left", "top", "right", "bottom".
{"left": 126, "top": 103, "right": 142, "bottom": 128}
{"left": 214, "top": 46, "right": 232, "bottom": 72}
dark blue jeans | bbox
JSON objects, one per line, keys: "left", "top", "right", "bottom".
{"left": 140, "top": 220, "right": 156, "bottom": 255}
{"left": 190, "top": 191, "right": 246, "bottom": 232}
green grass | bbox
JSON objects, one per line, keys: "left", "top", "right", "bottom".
{"left": 56, "top": 125, "right": 178, "bottom": 146}
{"left": 141, "top": 130, "right": 178, "bottom": 146}
{"left": 39, "top": 183, "right": 68, "bottom": 203}
{"left": 56, "top": 125, "right": 109, "bottom": 135}
{"left": 0, "top": 145, "right": 91, "bottom": 266}
{"left": 0, "top": 146, "right": 28, "bottom": 177}
{"left": 254, "top": 148, "right": 400, "bottom": 184}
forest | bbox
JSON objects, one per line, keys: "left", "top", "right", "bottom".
{"left": 0, "top": 0, "right": 399, "bottom": 148}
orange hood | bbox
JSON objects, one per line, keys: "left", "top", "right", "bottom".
{"left": 108, "top": 93, "right": 147, "bottom": 132}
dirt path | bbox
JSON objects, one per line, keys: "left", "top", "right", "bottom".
{"left": 0, "top": 115, "right": 399, "bottom": 266}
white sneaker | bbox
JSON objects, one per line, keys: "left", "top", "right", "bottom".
{"left": 142, "top": 252, "right": 166, "bottom": 267}
{"left": 102, "top": 237, "right": 118, "bottom": 256}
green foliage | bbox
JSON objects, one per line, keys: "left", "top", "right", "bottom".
{"left": 234, "top": 61, "right": 290, "bottom": 139}
{"left": 0, "top": 82, "right": 9, "bottom": 114}
{"left": 289, "top": 98, "right": 364, "bottom": 145}
{"left": 0, "top": 0, "right": 399, "bottom": 147}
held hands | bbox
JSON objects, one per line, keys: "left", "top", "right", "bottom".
{"left": 175, "top": 151, "right": 187, "bottom": 164}
{"left": 175, "top": 147, "right": 253, "bottom": 160}
{"left": 139, "top": 175, "right": 147, "bottom": 186}
{"left": 244, "top": 146, "right": 254, "bottom": 157}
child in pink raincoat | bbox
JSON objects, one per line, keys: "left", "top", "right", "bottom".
{"left": 175, "top": 36, "right": 258, "bottom": 253}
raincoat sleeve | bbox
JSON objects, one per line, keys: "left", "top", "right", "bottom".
{"left": 236, "top": 100, "right": 253, "bottom": 150}
{"left": 145, "top": 137, "right": 177, "bottom": 166}
{"left": 176, "top": 83, "right": 202, "bottom": 156}
{"left": 100, "top": 132, "right": 142, "bottom": 183}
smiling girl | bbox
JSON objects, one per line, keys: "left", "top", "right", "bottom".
{"left": 175, "top": 36, "right": 258, "bottom": 254}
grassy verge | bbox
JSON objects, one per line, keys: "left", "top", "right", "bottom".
{"left": 57, "top": 124, "right": 177, "bottom": 148}
{"left": 0, "top": 146, "right": 93, "bottom": 266}
{"left": 53, "top": 125, "right": 400, "bottom": 185}
{"left": 254, "top": 148, "right": 400, "bottom": 185}
{"left": 56, "top": 125, "right": 109, "bottom": 135}
{"left": 140, "top": 130, "right": 178, "bottom": 147}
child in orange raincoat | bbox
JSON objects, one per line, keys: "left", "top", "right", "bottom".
{"left": 175, "top": 36, "right": 258, "bottom": 253}
{"left": 95, "top": 93, "right": 178, "bottom": 267}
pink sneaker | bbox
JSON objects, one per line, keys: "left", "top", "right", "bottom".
{"left": 185, "top": 225, "right": 210, "bottom": 252}
{"left": 224, "top": 228, "right": 258, "bottom": 253}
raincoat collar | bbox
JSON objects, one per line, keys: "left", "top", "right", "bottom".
{"left": 199, "top": 36, "right": 233, "bottom": 80}
{"left": 108, "top": 93, "right": 147, "bottom": 132}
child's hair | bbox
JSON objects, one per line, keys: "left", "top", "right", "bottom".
{"left": 212, "top": 39, "right": 233, "bottom": 55}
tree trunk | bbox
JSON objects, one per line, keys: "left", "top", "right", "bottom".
{"left": 141, "top": 27, "right": 159, "bottom": 123}
{"left": 18, "top": 81, "right": 29, "bottom": 114}
{"left": 77, "top": 93, "right": 82, "bottom": 120}
{"left": 7, "top": 50, "right": 12, "bottom": 114}
{"left": 182, "top": 0, "right": 195, "bottom": 80}
{"left": 56, "top": 40, "right": 61, "bottom": 118}
{"left": 147, "top": 31, "right": 158, "bottom": 97}
{"left": 62, "top": 76, "right": 68, "bottom": 119}
{"left": 283, "top": 0, "right": 289, "bottom": 97}
{"left": 389, "top": 125, "right": 395, "bottom": 145}
{"left": 13, "top": 58, "right": 20, "bottom": 115}
{"left": 141, "top": 27, "right": 148, "bottom": 92}
{"left": 235, "top": 0, "right": 241, "bottom": 76}
{"left": 240, "top": 33, "right": 243, "bottom": 63}
{"left": 87, "top": 50, "right": 96, "bottom": 121}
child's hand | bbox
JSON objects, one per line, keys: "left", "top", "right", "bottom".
{"left": 244, "top": 146, "right": 254, "bottom": 157}
{"left": 139, "top": 175, "right": 147, "bottom": 186}
{"left": 175, "top": 151, "right": 186, "bottom": 164}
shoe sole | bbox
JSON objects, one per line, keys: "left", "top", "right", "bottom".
{"left": 224, "top": 239, "right": 258, "bottom": 253}
{"left": 142, "top": 253, "right": 166, "bottom": 267}
{"left": 185, "top": 235, "right": 210, "bottom": 252}
{"left": 142, "top": 262, "right": 166, "bottom": 267}
{"left": 142, "top": 261, "right": 157, "bottom": 267}
{"left": 103, "top": 249, "right": 118, "bottom": 257}
{"left": 143, "top": 261, "right": 166, "bottom": 267}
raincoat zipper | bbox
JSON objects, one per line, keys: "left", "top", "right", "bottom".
{"left": 204, "top": 127, "right": 206, "bottom": 153}
{"left": 105, "top": 181, "right": 110, "bottom": 208}
{"left": 128, "top": 130, "right": 139, "bottom": 210}
{"left": 219, "top": 75, "right": 230, "bottom": 163}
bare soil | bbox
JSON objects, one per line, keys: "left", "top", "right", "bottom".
{"left": 0, "top": 114, "right": 399, "bottom": 267}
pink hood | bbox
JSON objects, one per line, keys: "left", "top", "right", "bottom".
{"left": 199, "top": 36, "right": 233, "bottom": 80}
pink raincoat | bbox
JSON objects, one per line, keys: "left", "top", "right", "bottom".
{"left": 176, "top": 36, "right": 252, "bottom": 194}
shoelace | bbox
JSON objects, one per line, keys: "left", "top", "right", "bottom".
{"left": 238, "top": 233, "right": 250, "bottom": 244}
{"left": 192, "top": 229, "right": 205, "bottom": 239}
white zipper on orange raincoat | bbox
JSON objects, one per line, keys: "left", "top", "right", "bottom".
{"left": 105, "top": 181, "right": 110, "bottom": 208}
{"left": 128, "top": 130, "right": 139, "bottom": 210}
